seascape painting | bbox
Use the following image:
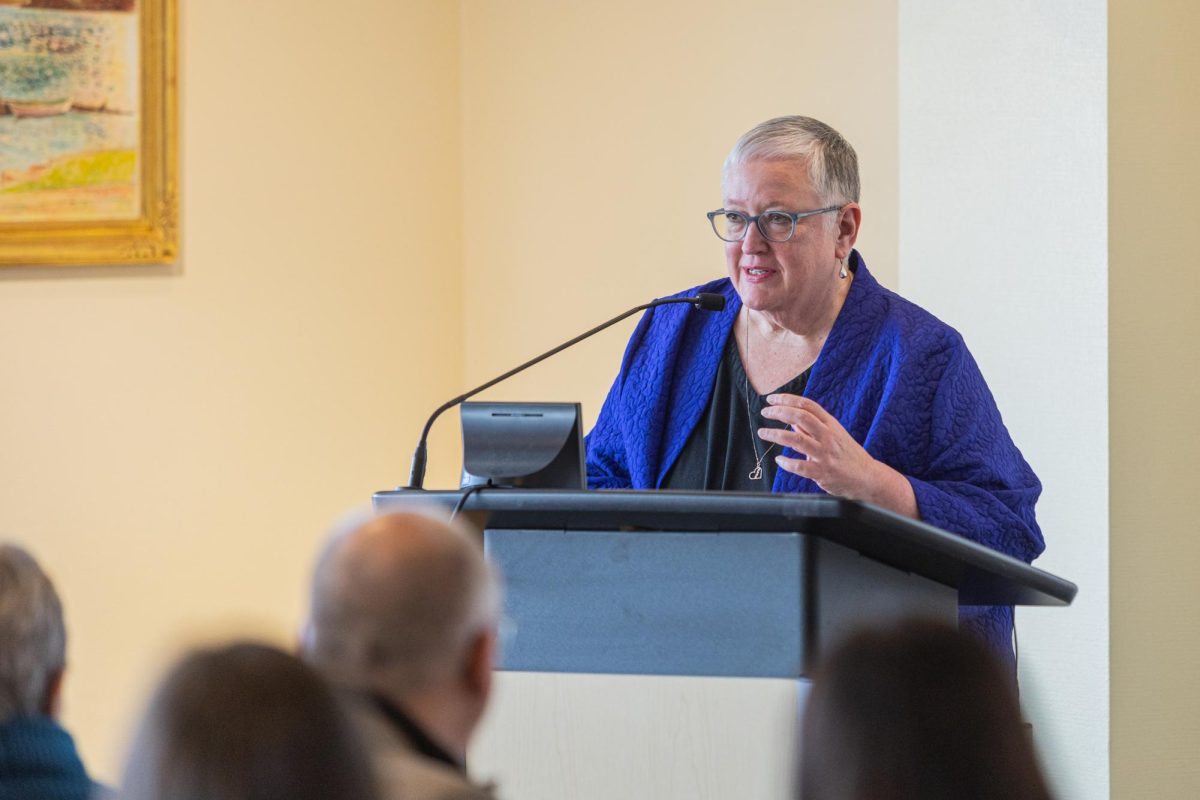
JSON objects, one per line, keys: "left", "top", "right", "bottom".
{"left": 0, "top": 0, "right": 139, "bottom": 223}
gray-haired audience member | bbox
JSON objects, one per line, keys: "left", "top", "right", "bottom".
{"left": 0, "top": 543, "right": 107, "bottom": 800}
{"left": 121, "top": 642, "right": 379, "bottom": 800}
{"left": 800, "top": 619, "right": 1054, "bottom": 800}
{"left": 303, "top": 511, "right": 502, "bottom": 800}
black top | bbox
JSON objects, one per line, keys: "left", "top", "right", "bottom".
{"left": 662, "top": 333, "right": 810, "bottom": 491}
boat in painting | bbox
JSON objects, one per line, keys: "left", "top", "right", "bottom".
{"left": 5, "top": 97, "right": 74, "bottom": 118}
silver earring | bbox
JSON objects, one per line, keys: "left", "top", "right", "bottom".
{"left": 838, "top": 258, "right": 848, "bottom": 280}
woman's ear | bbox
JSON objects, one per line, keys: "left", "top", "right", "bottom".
{"left": 834, "top": 202, "right": 862, "bottom": 259}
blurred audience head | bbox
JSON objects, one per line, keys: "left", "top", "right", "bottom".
{"left": 800, "top": 619, "right": 1053, "bottom": 800}
{"left": 121, "top": 641, "right": 378, "bottom": 800}
{"left": 0, "top": 543, "right": 66, "bottom": 721}
{"left": 303, "top": 510, "right": 501, "bottom": 757}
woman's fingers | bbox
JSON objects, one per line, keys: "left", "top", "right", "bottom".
{"left": 774, "top": 454, "right": 813, "bottom": 479}
{"left": 758, "top": 394, "right": 877, "bottom": 497}
{"left": 760, "top": 405, "right": 823, "bottom": 438}
{"left": 765, "top": 393, "right": 833, "bottom": 421}
{"left": 761, "top": 394, "right": 836, "bottom": 437}
{"left": 757, "top": 425, "right": 816, "bottom": 455}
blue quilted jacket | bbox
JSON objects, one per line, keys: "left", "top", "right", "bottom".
{"left": 586, "top": 253, "right": 1044, "bottom": 664}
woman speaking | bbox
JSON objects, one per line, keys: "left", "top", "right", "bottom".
{"left": 585, "top": 116, "right": 1044, "bottom": 663}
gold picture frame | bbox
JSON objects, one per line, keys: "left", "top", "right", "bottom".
{"left": 0, "top": 0, "right": 177, "bottom": 267}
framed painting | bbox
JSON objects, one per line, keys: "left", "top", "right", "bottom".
{"left": 0, "top": 0, "right": 176, "bottom": 266}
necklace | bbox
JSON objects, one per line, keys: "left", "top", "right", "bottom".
{"left": 743, "top": 311, "right": 776, "bottom": 482}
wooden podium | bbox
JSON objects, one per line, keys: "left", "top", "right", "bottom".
{"left": 373, "top": 489, "right": 1075, "bottom": 799}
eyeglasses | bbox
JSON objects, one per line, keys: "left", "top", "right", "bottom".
{"left": 707, "top": 205, "right": 841, "bottom": 243}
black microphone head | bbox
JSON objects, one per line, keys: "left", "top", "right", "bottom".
{"left": 694, "top": 292, "right": 727, "bottom": 312}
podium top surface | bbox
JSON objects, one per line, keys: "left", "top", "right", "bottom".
{"left": 373, "top": 488, "right": 1076, "bottom": 607}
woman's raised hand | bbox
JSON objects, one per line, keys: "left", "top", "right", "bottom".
{"left": 758, "top": 394, "right": 919, "bottom": 518}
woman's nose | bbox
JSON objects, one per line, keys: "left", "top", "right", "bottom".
{"left": 741, "top": 221, "right": 769, "bottom": 253}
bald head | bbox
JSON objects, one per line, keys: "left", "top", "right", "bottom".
{"left": 304, "top": 511, "right": 500, "bottom": 699}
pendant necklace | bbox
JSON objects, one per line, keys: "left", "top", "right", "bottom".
{"left": 744, "top": 311, "right": 776, "bottom": 482}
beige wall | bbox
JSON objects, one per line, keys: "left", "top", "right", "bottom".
{"left": 0, "top": 0, "right": 463, "bottom": 781}
{"left": 1110, "top": 0, "right": 1200, "bottom": 796}
{"left": 459, "top": 0, "right": 898, "bottom": 420}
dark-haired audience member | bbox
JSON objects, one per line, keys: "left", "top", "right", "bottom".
{"left": 303, "top": 511, "right": 501, "bottom": 800}
{"left": 0, "top": 543, "right": 109, "bottom": 800}
{"left": 800, "top": 619, "right": 1054, "bottom": 800}
{"left": 120, "top": 642, "right": 379, "bottom": 800}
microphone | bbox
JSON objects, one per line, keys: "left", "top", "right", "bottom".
{"left": 405, "top": 292, "right": 727, "bottom": 489}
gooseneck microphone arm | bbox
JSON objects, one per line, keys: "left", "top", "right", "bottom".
{"left": 404, "top": 292, "right": 727, "bottom": 489}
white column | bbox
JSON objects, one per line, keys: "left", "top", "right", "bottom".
{"left": 898, "top": 3, "right": 1109, "bottom": 798}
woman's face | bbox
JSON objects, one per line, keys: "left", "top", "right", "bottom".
{"left": 722, "top": 159, "right": 845, "bottom": 320}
